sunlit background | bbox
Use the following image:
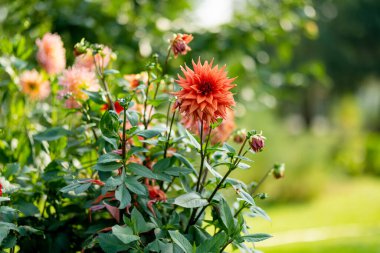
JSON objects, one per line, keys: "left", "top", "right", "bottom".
{"left": 1, "top": 0, "right": 380, "bottom": 252}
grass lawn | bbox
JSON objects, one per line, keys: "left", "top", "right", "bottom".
{"left": 239, "top": 176, "right": 380, "bottom": 253}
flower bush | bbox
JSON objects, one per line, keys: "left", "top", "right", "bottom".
{"left": 0, "top": 33, "right": 284, "bottom": 252}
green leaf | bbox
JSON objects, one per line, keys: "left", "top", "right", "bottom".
{"left": 223, "top": 143, "right": 236, "bottom": 154}
{"left": 249, "top": 206, "right": 271, "bottom": 221}
{"left": 13, "top": 201, "right": 39, "bottom": 216}
{"left": 168, "top": 230, "right": 192, "bottom": 253}
{"left": 161, "top": 167, "right": 193, "bottom": 176}
{"left": 0, "top": 227, "right": 10, "bottom": 245}
{"left": 100, "top": 110, "right": 120, "bottom": 138}
{"left": 125, "top": 177, "right": 147, "bottom": 195}
{"left": 74, "top": 182, "right": 92, "bottom": 194}
{"left": 94, "top": 162, "right": 121, "bottom": 172}
{"left": 204, "top": 160, "right": 222, "bottom": 179}
{"left": 196, "top": 231, "right": 227, "bottom": 253}
{"left": 112, "top": 225, "right": 139, "bottom": 244}
{"left": 185, "top": 129, "right": 201, "bottom": 150}
{"left": 34, "top": 127, "right": 71, "bottom": 141}
{"left": 105, "top": 176, "right": 123, "bottom": 188}
{"left": 126, "top": 111, "right": 139, "bottom": 126}
{"left": 82, "top": 90, "right": 106, "bottom": 104}
{"left": 237, "top": 162, "right": 251, "bottom": 170}
{"left": 127, "top": 163, "right": 170, "bottom": 181}
{"left": 172, "top": 153, "right": 197, "bottom": 175}
{"left": 98, "top": 233, "right": 130, "bottom": 253}
{"left": 174, "top": 192, "right": 208, "bottom": 208}
{"left": 104, "top": 69, "right": 120, "bottom": 75}
{"left": 4, "top": 163, "right": 19, "bottom": 179}
{"left": 234, "top": 186, "right": 255, "bottom": 207}
{"left": 115, "top": 184, "right": 131, "bottom": 209}
{"left": 0, "top": 197, "right": 10, "bottom": 202}
{"left": 98, "top": 153, "right": 122, "bottom": 164}
{"left": 241, "top": 233, "right": 272, "bottom": 242}
{"left": 219, "top": 199, "right": 235, "bottom": 235}
{"left": 131, "top": 208, "right": 155, "bottom": 234}
{"left": 135, "top": 129, "right": 163, "bottom": 139}
{"left": 60, "top": 182, "right": 91, "bottom": 194}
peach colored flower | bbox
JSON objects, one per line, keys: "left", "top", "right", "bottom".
{"left": 58, "top": 67, "right": 99, "bottom": 108}
{"left": 210, "top": 109, "right": 235, "bottom": 145}
{"left": 74, "top": 47, "right": 113, "bottom": 71}
{"left": 174, "top": 59, "right": 236, "bottom": 127}
{"left": 124, "top": 72, "right": 148, "bottom": 89}
{"left": 36, "top": 33, "right": 66, "bottom": 75}
{"left": 19, "top": 69, "right": 50, "bottom": 100}
{"left": 170, "top": 33, "right": 193, "bottom": 58}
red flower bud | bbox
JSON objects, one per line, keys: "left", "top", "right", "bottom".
{"left": 249, "top": 134, "right": 265, "bottom": 152}
{"left": 233, "top": 130, "right": 246, "bottom": 144}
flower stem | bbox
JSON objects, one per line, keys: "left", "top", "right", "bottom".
{"left": 163, "top": 109, "right": 176, "bottom": 158}
{"left": 163, "top": 46, "right": 172, "bottom": 74}
{"left": 94, "top": 57, "right": 115, "bottom": 111}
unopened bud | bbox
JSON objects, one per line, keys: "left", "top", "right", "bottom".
{"left": 273, "top": 163, "right": 285, "bottom": 179}
{"left": 233, "top": 129, "right": 246, "bottom": 143}
{"left": 249, "top": 134, "right": 265, "bottom": 153}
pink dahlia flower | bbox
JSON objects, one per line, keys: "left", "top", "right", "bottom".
{"left": 19, "top": 69, "right": 50, "bottom": 100}
{"left": 36, "top": 33, "right": 66, "bottom": 75}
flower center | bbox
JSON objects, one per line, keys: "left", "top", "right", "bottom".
{"left": 199, "top": 81, "right": 213, "bottom": 96}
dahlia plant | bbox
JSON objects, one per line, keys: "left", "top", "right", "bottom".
{"left": 0, "top": 33, "right": 284, "bottom": 252}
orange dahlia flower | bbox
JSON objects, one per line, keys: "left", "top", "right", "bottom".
{"left": 19, "top": 69, "right": 50, "bottom": 100}
{"left": 174, "top": 59, "right": 236, "bottom": 127}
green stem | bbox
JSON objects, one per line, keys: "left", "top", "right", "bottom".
{"left": 163, "top": 109, "right": 176, "bottom": 158}
{"left": 163, "top": 46, "right": 172, "bottom": 74}
{"left": 143, "top": 72, "right": 151, "bottom": 129}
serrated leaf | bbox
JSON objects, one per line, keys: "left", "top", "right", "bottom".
{"left": 174, "top": 192, "right": 208, "bottom": 208}
{"left": 168, "top": 230, "right": 192, "bottom": 253}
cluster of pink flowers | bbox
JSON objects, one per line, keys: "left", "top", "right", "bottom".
{"left": 36, "top": 33, "right": 66, "bottom": 75}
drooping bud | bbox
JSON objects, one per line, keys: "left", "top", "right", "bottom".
{"left": 170, "top": 33, "right": 193, "bottom": 58}
{"left": 249, "top": 133, "right": 265, "bottom": 152}
{"left": 273, "top": 163, "right": 285, "bottom": 179}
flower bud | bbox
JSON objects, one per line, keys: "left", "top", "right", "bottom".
{"left": 249, "top": 134, "right": 265, "bottom": 152}
{"left": 273, "top": 163, "right": 285, "bottom": 179}
{"left": 233, "top": 129, "right": 246, "bottom": 143}
{"left": 170, "top": 33, "right": 193, "bottom": 58}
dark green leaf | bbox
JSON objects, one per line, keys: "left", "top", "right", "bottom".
{"left": 135, "top": 129, "right": 163, "bottom": 139}
{"left": 196, "top": 231, "right": 227, "bottom": 253}
{"left": 185, "top": 129, "right": 201, "bottom": 150}
{"left": 131, "top": 208, "right": 155, "bottom": 234}
{"left": 115, "top": 184, "right": 131, "bottom": 209}
{"left": 82, "top": 90, "right": 106, "bottom": 104}
{"left": 94, "top": 162, "right": 121, "bottom": 172}
{"left": 98, "top": 153, "right": 122, "bottom": 164}
{"left": 219, "top": 199, "right": 235, "bottom": 235}
{"left": 168, "top": 230, "right": 192, "bottom": 253}
{"left": 127, "top": 163, "right": 170, "bottom": 181}
{"left": 112, "top": 225, "right": 139, "bottom": 244}
{"left": 125, "top": 177, "right": 147, "bottom": 195}
{"left": 98, "top": 233, "right": 130, "bottom": 253}
{"left": 100, "top": 110, "right": 120, "bottom": 138}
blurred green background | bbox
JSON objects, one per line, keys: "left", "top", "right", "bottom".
{"left": 1, "top": 0, "right": 380, "bottom": 252}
